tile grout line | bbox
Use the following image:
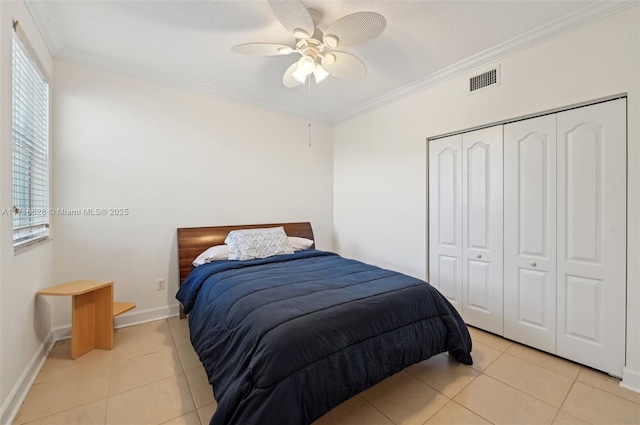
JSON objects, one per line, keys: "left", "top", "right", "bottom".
{"left": 476, "top": 372, "right": 561, "bottom": 415}
{"left": 504, "top": 346, "right": 582, "bottom": 380}
{"left": 103, "top": 356, "right": 113, "bottom": 425}
{"left": 158, "top": 409, "right": 199, "bottom": 425}
{"left": 576, "top": 365, "right": 640, "bottom": 405}
{"left": 110, "top": 319, "right": 180, "bottom": 424}
{"left": 356, "top": 394, "right": 397, "bottom": 425}
{"left": 410, "top": 334, "right": 504, "bottom": 425}
{"left": 169, "top": 319, "right": 202, "bottom": 424}
{"left": 104, "top": 328, "right": 120, "bottom": 425}
{"left": 17, "top": 399, "right": 111, "bottom": 425}
{"left": 478, "top": 342, "right": 508, "bottom": 372}
{"left": 407, "top": 361, "right": 480, "bottom": 401}
{"left": 450, "top": 399, "right": 497, "bottom": 425}
{"left": 358, "top": 356, "right": 482, "bottom": 425}
{"left": 495, "top": 351, "right": 579, "bottom": 383}
{"left": 107, "top": 347, "right": 183, "bottom": 397}
{"left": 110, "top": 320, "right": 174, "bottom": 380}
{"left": 503, "top": 346, "right": 639, "bottom": 408}
{"left": 413, "top": 369, "right": 457, "bottom": 425}
{"left": 400, "top": 370, "right": 453, "bottom": 424}
{"left": 419, "top": 398, "right": 451, "bottom": 425}
{"left": 16, "top": 347, "right": 111, "bottom": 425}
{"left": 472, "top": 330, "right": 634, "bottom": 404}
{"left": 176, "top": 319, "right": 203, "bottom": 425}
{"left": 552, "top": 376, "right": 582, "bottom": 425}
{"left": 405, "top": 350, "right": 494, "bottom": 424}
{"left": 149, "top": 318, "right": 193, "bottom": 425}
{"left": 577, "top": 378, "right": 640, "bottom": 407}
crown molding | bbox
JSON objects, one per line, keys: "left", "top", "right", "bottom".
{"left": 55, "top": 49, "right": 333, "bottom": 124}
{"left": 26, "top": 0, "right": 636, "bottom": 125}
{"left": 26, "top": 0, "right": 332, "bottom": 123}
{"left": 25, "top": 0, "right": 64, "bottom": 55}
{"left": 333, "top": 1, "right": 638, "bottom": 124}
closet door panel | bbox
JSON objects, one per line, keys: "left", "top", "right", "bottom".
{"left": 556, "top": 99, "right": 626, "bottom": 376}
{"left": 462, "top": 126, "right": 503, "bottom": 335}
{"left": 504, "top": 115, "right": 557, "bottom": 353}
{"left": 429, "top": 135, "right": 463, "bottom": 315}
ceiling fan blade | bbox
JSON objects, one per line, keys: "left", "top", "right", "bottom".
{"left": 283, "top": 62, "right": 304, "bottom": 88}
{"left": 322, "top": 51, "right": 366, "bottom": 80}
{"left": 268, "top": 0, "right": 314, "bottom": 38}
{"left": 231, "top": 43, "right": 293, "bottom": 56}
{"left": 323, "top": 12, "right": 386, "bottom": 49}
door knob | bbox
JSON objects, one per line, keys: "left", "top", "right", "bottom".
{"left": 529, "top": 261, "right": 537, "bottom": 267}
{"left": 476, "top": 254, "right": 482, "bottom": 259}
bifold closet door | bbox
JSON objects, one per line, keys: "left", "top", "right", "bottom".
{"left": 429, "top": 135, "right": 463, "bottom": 315}
{"left": 504, "top": 115, "right": 557, "bottom": 353}
{"left": 461, "top": 126, "right": 503, "bottom": 335}
{"left": 556, "top": 99, "right": 626, "bottom": 377}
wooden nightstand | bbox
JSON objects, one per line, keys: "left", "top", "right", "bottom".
{"left": 38, "top": 280, "right": 136, "bottom": 359}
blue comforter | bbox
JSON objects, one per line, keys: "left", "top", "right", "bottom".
{"left": 177, "top": 250, "right": 472, "bottom": 425}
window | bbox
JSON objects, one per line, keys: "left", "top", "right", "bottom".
{"left": 12, "top": 22, "right": 50, "bottom": 250}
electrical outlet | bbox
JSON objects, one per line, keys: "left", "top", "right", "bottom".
{"left": 156, "top": 278, "right": 165, "bottom": 291}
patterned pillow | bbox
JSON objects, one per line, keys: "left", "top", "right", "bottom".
{"left": 225, "top": 227, "right": 294, "bottom": 261}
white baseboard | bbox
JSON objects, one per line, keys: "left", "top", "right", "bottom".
{"left": 53, "top": 303, "right": 181, "bottom": 341}
{"left": 0, "top": 330, "right": 56, "bottom": 425}
{"left": 621, "top": 367, "right": 640, "bottom": 394}
{"left": 114, "top": 304, "right": 180, "bottom": 329}
{"left": 3, "top": 304, "right": 181, "bottom": 425}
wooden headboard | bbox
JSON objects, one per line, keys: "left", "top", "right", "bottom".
{"left": 177, "top": 222, "right": 315, "bottom": 287}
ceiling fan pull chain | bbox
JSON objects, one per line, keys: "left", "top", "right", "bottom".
{"left": 308, "top": 76, "right": 312, "bottom": 147}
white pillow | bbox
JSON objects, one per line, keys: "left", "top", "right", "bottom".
{"left": 288, "top": 236, "right": 314, "bottom": 252}
{"left": 192, "top": 245, "right": 229, "bottom": 267}
{"left": 225, "top": 227, "right": 294, "bottom": 261}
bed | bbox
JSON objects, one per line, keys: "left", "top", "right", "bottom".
{"left": 176, "top": 222, "right": 472, "bottom": 425}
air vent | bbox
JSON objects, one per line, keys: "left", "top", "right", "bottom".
{"left": 468, "top": 65, "right": 500, "bottom": 94}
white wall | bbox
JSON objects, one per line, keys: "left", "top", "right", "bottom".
{"left": 51, "top": 60, "right": 334, "bottom": 328}
{"left": 0, "top": 0, "right": 54, "bottom": 421}
{"left": 334, "top": 7, "right": 640, "bottom": 389}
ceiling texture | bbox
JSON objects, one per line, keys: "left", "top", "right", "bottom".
{"left": 26, "top": 0, "right": 634, "bottom": 122}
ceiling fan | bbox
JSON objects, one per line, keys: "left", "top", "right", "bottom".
{"left": 231, "top": 0, "right": 386, "bottom": 88}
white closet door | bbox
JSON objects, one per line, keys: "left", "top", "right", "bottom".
{"left": 556, "top": 99, "right": 626, "bottom": 376}
{"left": 429, "top": 135, "right": 463, "bottom": 315}
{"left": 462, "top": 126, "right": 503, "bottom": 335}
{"left": 504, "top": 115, "right": 557, "bottom": 353}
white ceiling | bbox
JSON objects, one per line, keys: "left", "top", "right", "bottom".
{"left": 27, "top": 1, "right": 632, "bottom": 122}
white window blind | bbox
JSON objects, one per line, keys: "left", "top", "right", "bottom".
{"left": 12, "top": 23, "right": 50, "bottom": 249}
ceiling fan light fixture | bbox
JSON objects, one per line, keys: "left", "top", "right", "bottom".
{"left": 292, "top": 65, "right": 308, "bottom": 83}
{"left": 322, "top": 53, "right": 336, "bottom": 66}
{"left": 324, "top": 34, "right": 338, "bottom": 49}
{"left": 293, "top": 28, "right": 311, "bottom": 39}
{"left": 293, "top": 56, "right": 315, "bottom": 83}
{"left": 313, "top": 63, "right": 329, "bottom": 83}
{"left": 297, "top": 55, "right": 315, "bottom": 74}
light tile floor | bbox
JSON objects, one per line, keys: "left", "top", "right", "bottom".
{"left": 12, "top": 318, "right": 640, "bottom": 425}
